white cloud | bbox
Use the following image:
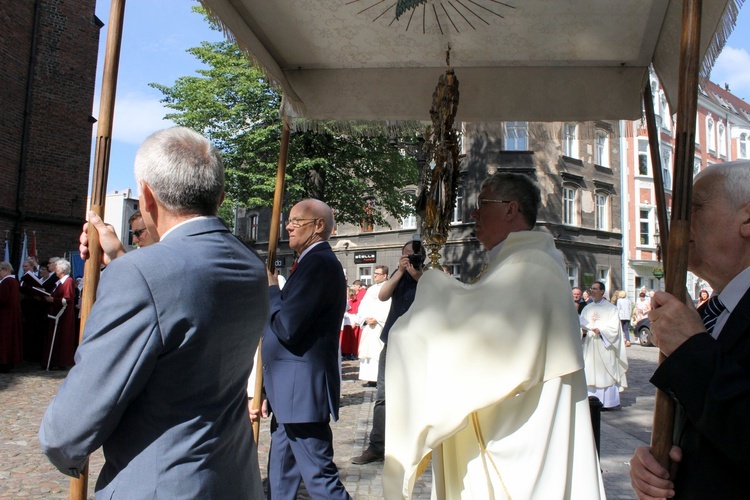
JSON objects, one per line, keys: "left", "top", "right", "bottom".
{"left": 711, "top": 46, "right": 750, "bottom": 99}
{"left": 91, "top": 91, "right": 175, "bottom": 145}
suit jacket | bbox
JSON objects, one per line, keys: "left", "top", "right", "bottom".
{"left": 651, "top": 286, "right": 750, "bottom": 498}
{"left": 39, "top": 217, "right": 269, "bottom": 499}
{"left": 262, "top": 241, "right": 347, "bottom": 423}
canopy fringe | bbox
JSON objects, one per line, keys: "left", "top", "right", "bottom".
{"left": 699, "top": 0, "right": 744, "bottom": 82}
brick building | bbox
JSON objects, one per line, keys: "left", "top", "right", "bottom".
{"left": 1, "top": 0, "right": 100, "bottom": 268}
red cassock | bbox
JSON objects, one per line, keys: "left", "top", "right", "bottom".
{"left": 340, "top": 288, "right": 365, "bottom": 357}
{"left": 43, "top": 276, "right": 77, "bottom": 368}
{"left": 0, "top": 276, "right": 23, "bottom": 367}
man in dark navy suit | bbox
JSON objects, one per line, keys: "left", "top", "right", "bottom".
{"left": 630, "top": 160, "right": 750, "bottom": 499}
{"left": 254, "top": 198, "right": 351, "bottom": 499}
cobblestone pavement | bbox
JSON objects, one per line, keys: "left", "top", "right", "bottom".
{"left": 1, "top": 345, "right": 659, "bottom": 498}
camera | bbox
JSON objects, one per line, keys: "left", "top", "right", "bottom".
{"left": 408, "top": 235, "right": 425, "bottom": 268}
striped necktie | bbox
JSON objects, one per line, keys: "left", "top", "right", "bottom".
{"left": 701, "top": 295, "right": 726, "bottom": 335}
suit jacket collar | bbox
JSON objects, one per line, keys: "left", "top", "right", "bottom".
{"left": 160, "top": 216, "right": 229, "bottom": 241}
{"left": 717, "top": 286, "right": 750, "bottom": 352}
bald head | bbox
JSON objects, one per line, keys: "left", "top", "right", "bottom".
{"left": 296, "top": 199, "right": 335, "bottom": 239}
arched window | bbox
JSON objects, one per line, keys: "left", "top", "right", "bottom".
{"left": 595, "top": 192, "right": 609, "bottom": 230}
{"left": 562, "top": 184, "right": 579, "bottom": 226}
{"left": 718, "top": 122, "right": 727, "bottom": 157}
{"left": 563, "top": 123, "right": 578, "bottom": 158}
{"left": 740, "top": 132, "right": 749, "bottom": 159}
{"left": 595, "top": 130, "right": 609, "bottom": 167}
{"left": 707, "top": 116, "right": 716, "bottom": 152}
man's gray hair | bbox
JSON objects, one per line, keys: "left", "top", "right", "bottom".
{"left": 134, "top": 127, "right": 225, "bottom": 216}
{"left": 480, "top": 171, "right": 541, "bottom": 228}
{"left": 55, "top": 258, "right": 71, "bottom": 276}
{"left": 695, "top": 160, "right": 750, "bottom": 209}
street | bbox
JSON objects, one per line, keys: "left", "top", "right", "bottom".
{"left": 0, "top": 345, "right": 659, "bottom": 498}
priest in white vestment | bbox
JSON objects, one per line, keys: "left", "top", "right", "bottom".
{"left": 581, "top": 281, "right": 629, "bottom": 409}
{"left": 357, "top": 265, "right": 391, "bottom": 382}
{"left": 383, "top": 172, "right": 604, "bottom": 499}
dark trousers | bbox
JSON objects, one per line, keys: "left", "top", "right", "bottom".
{"left": 268, "top": 419, "right": 351, "bottom": 500}
{"left": 368, "top": 344, "right": 387, "bottom": 455}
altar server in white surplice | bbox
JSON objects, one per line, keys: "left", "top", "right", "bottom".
{"left": 581, "top": 281, "right": 628, "bottom": 409}
{"left": 383, "top": 172, "right": 604, "bottom": 499}
{"left": 357, "top": 265, "right": 391, "bottom": 382}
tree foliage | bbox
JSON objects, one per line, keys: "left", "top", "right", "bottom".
{"left": 150, "top": 14, "right": 419, "bottom": 227}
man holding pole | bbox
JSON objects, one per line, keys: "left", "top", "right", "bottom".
{"left": 630, "top": 161, "right": 750, "bottom": 499}
{"left": 382, "top": 172, "right": 604, "bottom": 498}
{"left": 39, "top": 127, "right": 268, "bottom": 498}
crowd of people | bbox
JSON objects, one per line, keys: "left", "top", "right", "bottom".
{"left": 19, "top": 126, "right": 748, "bottom": 499}
{"left": 0, "top": 256, "right": 81, "bottom": 372}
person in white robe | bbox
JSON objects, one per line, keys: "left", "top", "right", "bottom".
{"left": 357, "top": 265, "right": 391, "bottom": 382}
{"left": 383, "top": 172, "right": 605, "bottom": 499}
{"left": 581, "top": 281, "right": 629, "bottom": 409}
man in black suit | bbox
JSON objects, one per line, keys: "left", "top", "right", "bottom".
{"left": 630, "top": 160, "right": 750, "bottom": 499}
{"left": 253, "top": 198, "right": 350, "bottom": 500}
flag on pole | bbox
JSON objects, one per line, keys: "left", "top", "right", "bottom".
{"left": 3, "top": 238, "right": 9, "bottom": 263}
{"left": 30, "top": 231, "right": 37, "bottom": 259}
{"left": 17, "top": 233, "right": 28, "bottom": 279}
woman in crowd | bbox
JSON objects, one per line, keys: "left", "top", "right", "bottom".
{"left": 633, "top": 291, "right": 651, "bottom": 323}
{"left": 43, "top": 258, "right": 77, "bottom": 369}
{"left": 616, "top": 290, "right": 633, "bottom": 347}
{"left": 697, "top": 289, "right": 710, "bottom": 308}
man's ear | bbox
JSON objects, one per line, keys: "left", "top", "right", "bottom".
{"left": 139, "top": 181, "right": 156, "bottom": 212}
{"left": 740, "top": 200, "right": 750, "bottom": 238}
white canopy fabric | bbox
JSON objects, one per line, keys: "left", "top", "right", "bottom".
{"left": 199, "top": 0, "right": 741, "bottom": 125}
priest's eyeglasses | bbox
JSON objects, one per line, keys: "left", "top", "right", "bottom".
{"left": 475, "top": 199, "right": 519, "bottom": 212}
{"left": 285, "top": 217, "right": 320, "bottom": 228}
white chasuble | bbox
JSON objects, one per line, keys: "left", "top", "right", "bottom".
{"left": 383, "top": 231, "right": 604, "bottom": 499}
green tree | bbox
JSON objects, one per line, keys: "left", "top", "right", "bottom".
{"left": 151, "top": 16, "right": 419, "bottom": 227}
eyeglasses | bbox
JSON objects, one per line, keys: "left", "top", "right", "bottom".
{"left": 475, "top": 199, "right": 519, "bottom": 212}
{"left": 131, "top": 228, "right": 147, "bottom": 238}
{"left": 373, "top": 272, "right": 385, "bottom": 276}
{"left": 285, "top": 217, "right": 319, "bottom": 228}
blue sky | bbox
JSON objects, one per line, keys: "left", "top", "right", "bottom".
{"left": 92, "top": 0, "right": 750, "bottom": 195}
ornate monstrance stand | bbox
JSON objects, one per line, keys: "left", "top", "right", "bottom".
{"left": 416, "top": 66, "right": 462, "bottom": 269}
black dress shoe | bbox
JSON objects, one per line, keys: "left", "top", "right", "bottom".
{"left": 351, "top": 448, "right": 384, "bottom": 464}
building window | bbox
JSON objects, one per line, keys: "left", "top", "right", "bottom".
{"left": 401, "top": 213, "right": 416, "bottom": 229}
{"left": 741, "top": 133, "right": 749, "bottom": 159}
{"left": 638, "top": 139, "right": 650, "bottom": 176}
{"left": 504, "top": 121, "right": 528, "bottom": 151}
{"left": 707, "top": 116, "right": 716, "bottom": 152}
{"left": 694, "top": 158, "right": 702, "bottom": 175}
{"left": 595, "top": 193, "right": 609, "bottom": 230}
{"left": 595, "top": 130, "right": 608, "bottom": 167}
{"left": 661, "top": 148, "right": 672, "bottom": 190}
{"left": 566, "top": 265, "right": 578, "bottom": 288}
{"left": 452, "top": 187, "right": 464, "bottom": 224}
{"left": 563, "top": 185, "right": 578, "bottom": 226}
{"left": 443, "top": 264, "right": 461, "bottom": 279}
{"left": 694, "top": 113, "right": 701, "bottom": 149}
{"left": 659, "top": 93, "right": 670, "bottom": 130}
{"left": 358, "top": 266, "right": 373, "bottom": 286}
{"left": 563, "top": 123, "right": 578, "bottom": 158}
{"left": 718, "top": 122, "right": 727, "bottom": 157}
{"left": 640, "top": 208, "right": 653, "bottom": 246}
{"left": 249, "top": 214, "right": 259, "bottom": 240}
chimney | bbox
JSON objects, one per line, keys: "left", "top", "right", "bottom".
{"left": 725, "top": 83, "right": 730, "bottom": 92}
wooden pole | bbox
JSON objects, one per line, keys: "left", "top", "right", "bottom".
{"left": 643, "top": 86, "right": 670, "bottom": 272}
{"left": 251, "top": 119, "right": 290, "bottom": 443}
{"left": 650, "top": 0, "right": 702, "bottom": 471}
{"left": 71, "top": 0, "right": 127, "bottom": 497}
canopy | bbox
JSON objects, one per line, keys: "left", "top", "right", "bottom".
{"left": 199, "top": 0, "right": 741, "bottom": 125}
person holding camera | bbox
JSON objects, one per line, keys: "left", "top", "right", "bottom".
{"left": 351, "top": 238, "right": 424, "bottom": 465}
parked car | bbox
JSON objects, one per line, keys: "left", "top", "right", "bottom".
{"left": 635, "top": 317, "right": 655, "bottom": 347}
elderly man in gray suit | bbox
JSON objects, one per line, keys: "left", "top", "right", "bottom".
{"left": 39, "top": 127, "right": 269, "bottom": 498}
